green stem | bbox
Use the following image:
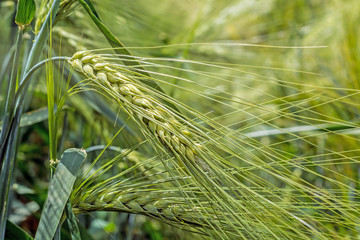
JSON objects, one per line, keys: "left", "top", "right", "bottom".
{"left": 0, "top": 45, "right": 16, "bottom": 98}
{"left": 0, "top": 57, "right": 68, "bottom": 168}
{"left": 0, "top": 56, "right": 66, "bottom": 236}
{"left": 0, "top": 28, "right": 22, "bottom": 239}
{"left": 0, "top": 0, "right": 62, "bottom": 237}
{"left": 0, "top": 29, "right": 22, "bottom": 161}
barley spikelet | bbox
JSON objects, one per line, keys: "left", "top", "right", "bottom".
{"left": 67, "top": 51, "right": 285, "bottom": 239}
{"left": 74, "top": 190, "right": 206, "bottom": 226}
{"left": 68, "top": 51, "right": 315, "bottom": 239}
{"left": 68, "top": 51, "right": 204, "bottom": 168}
{"left": 72, "top": 188, "right": 245, "bottom": 238}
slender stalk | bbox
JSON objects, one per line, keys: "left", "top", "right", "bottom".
{"left": 0, "top": 2, "right": 64, "bottom": 169}
{"left": 0, "top": 28, "right": 22, "bottom": 239}
{"left": 0, "top": 57, "right": 68, "bottom": 168}
{"left": 0, "top": 46, "right": 16, "bottom": 99}
{"left": 0, "top": 29, "right": 22, "bottom": 165}
{"left": 0, "top": 0, "right": 62, "bottom": 237}
{"left": 0, "top": 115, "right": 20, "bottom": 240}
{"left": 46, "top": 49, "right": 56, "bottom": 162}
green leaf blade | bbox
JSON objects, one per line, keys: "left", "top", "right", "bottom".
{"left": 34, "top": 148, "right": 87, "bottom": 240}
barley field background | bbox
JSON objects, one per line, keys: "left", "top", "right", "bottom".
{"left": 0, "top": 0, "right": 359, "bottom": 239}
